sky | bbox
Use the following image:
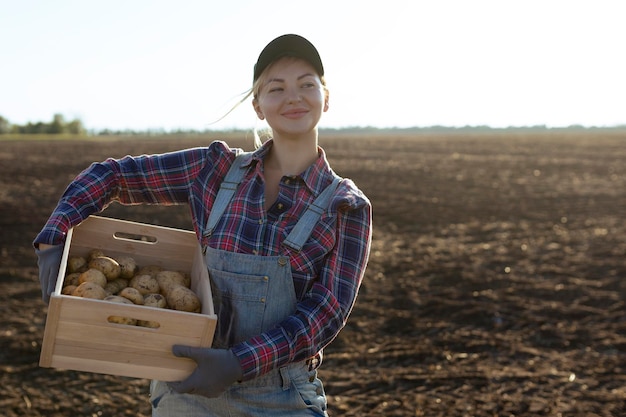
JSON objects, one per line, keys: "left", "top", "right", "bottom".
{"left": 1, "top": 0, "right": 625, "bottom": 132}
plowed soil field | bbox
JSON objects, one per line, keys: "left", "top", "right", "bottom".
{"left": 1, "top": 131, "right": 625, "bottom": 416}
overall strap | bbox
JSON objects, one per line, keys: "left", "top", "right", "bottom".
{"left": 282, "top": 175, "right": 342, "bottom": 252}
{"left": 203, "top": 151, "right": 250, "bottom": 240}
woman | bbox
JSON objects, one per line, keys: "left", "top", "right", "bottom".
{"left": 35, "top": 34, "right": 372, "bottom": 416}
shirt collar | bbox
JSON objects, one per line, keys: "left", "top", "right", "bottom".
{"left": 249, "top": 139, "right": 335, "bottom": 196}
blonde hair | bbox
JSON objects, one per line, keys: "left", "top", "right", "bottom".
{"left": 215, "top": 57, "right": 328, "bottom": 149}
{"left": 210, "top": 78, "right": 265, "bottom": 149}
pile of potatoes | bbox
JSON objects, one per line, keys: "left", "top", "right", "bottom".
{"left": 62, "top": 249, "right": 202, "bottom": 327}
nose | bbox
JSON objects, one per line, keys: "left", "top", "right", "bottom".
{"left": 287, "top": 88, "right": 301, "bottom": 103}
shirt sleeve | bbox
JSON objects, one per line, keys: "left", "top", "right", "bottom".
{"left": 33, "top": 142, "right": 233, "bottom": 247}
{"left": 231, "top": 180, "right": 372, "bottom": 380}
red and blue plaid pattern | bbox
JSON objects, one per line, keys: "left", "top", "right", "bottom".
{"left": 34, "top": 139, "right": 372, "bottom": 380}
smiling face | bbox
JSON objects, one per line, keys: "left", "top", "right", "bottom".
{"left": 253, "top": 57, "right": 329, "bottom": 141}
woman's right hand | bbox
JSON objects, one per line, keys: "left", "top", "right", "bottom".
{"left": 35, "top": 244, "right": 64, "bottom": 304}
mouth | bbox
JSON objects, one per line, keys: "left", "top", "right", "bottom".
{"left": 281, "top": 108, "right": 309, "bottom": 119}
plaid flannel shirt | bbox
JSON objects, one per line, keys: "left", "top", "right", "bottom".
{"left": 34, "top": 140, "right": 372, "bottom": 380}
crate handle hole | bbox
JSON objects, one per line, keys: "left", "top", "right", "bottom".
{"left": 107, "top": 316, "right": 161, "bottom": 329}
{"left": 113, "top": 232, "right": 158, "bottom": 244}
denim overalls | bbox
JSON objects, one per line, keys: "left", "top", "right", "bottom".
{"left": 151, "top": 153, "right": 340, "bottom": 416}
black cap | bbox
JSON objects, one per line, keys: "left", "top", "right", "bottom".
{"left": 253, "top": 34, "right": 324, "bottom": 82}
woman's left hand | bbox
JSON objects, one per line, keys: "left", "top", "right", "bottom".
{"left": 167, "top": 346, "right": 243, "bottom": 398}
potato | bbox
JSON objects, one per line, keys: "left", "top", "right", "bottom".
{"left": 137, "top": 265, "right": 163, "bottom": 278}
{"left": 108, "top": 316, "right": 137, "bottom": 325}
{"left": 104, "top": 295, "right": 137, "bottom": 326}
{"left": 143, "top": 293, "right": 167, "bottom": 308}
{"left": 115, "top": 256, "right": 137, "bottom": 279}
{"left": 78, "top": 269, "right": 107, "bottom": 288}
{"left": 88, "top": 256, "right": 121, "bottom": 281}
{"left": 104, "top": 278, "right": 128, "bottom": 295}
{"left": 137, "top": 319, "right": 160, "bottom": 328}
{"left": 64, "top": 272, "right": 82, "bottom": 287}
{"left": 180, "top": 272, "right": 191, "bottom": 288}
{"left": 166, "top": 285, "right": 201, "bottom": 313}
{"left": 119, "top": 287, "right": 144, "bottom": 305}
{"left": 104, "top": 295, "right": 133, "bottom": 304}
{"left": 137, "top": 293, "right": 167, "bottom": 328}
{"left": 67, "top": 256, "right": 87, "bottom": 273}
{"left": 87, "top": 249, "right": 105, "bottom": 262}
{"left": 136, "top": 319, "right": 161, "bottom": 328}
{"left": 72, "top": 282, "right": 107, "bottom": 299}
{"left": 61, "top": 285, "right": 77, "bottom": 295}
{"left": 156, "top": 270, "right": 188, "bottom": 294}
{"left": 129, "top": 274, "right": 160, "bottom": 295}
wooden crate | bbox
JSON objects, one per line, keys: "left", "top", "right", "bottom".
{"left": 39, "top": 215, "right": 217, "bottom": 381}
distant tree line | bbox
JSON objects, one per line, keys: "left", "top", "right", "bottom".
{"left": 321, "top": 124, "right": 626, "bottom": 134}
{"left": 1, "top": 113, "right": 624, "bottom": 136}
{"left": 0, "top": 114, "right": 86, "bottom": 135}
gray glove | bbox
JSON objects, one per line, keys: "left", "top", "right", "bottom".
{"left": 168, "top": 346, "right": 243, "bottom": 398}
{"left": 35, "top": 244, "right": 64, "bottom": 304}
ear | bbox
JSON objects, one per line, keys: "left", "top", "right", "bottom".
{"left": 323, "top": 89, "right": 330, "bottom": 112}
{"left": 252, "top": 98, "right": 265, "bottom": 120}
